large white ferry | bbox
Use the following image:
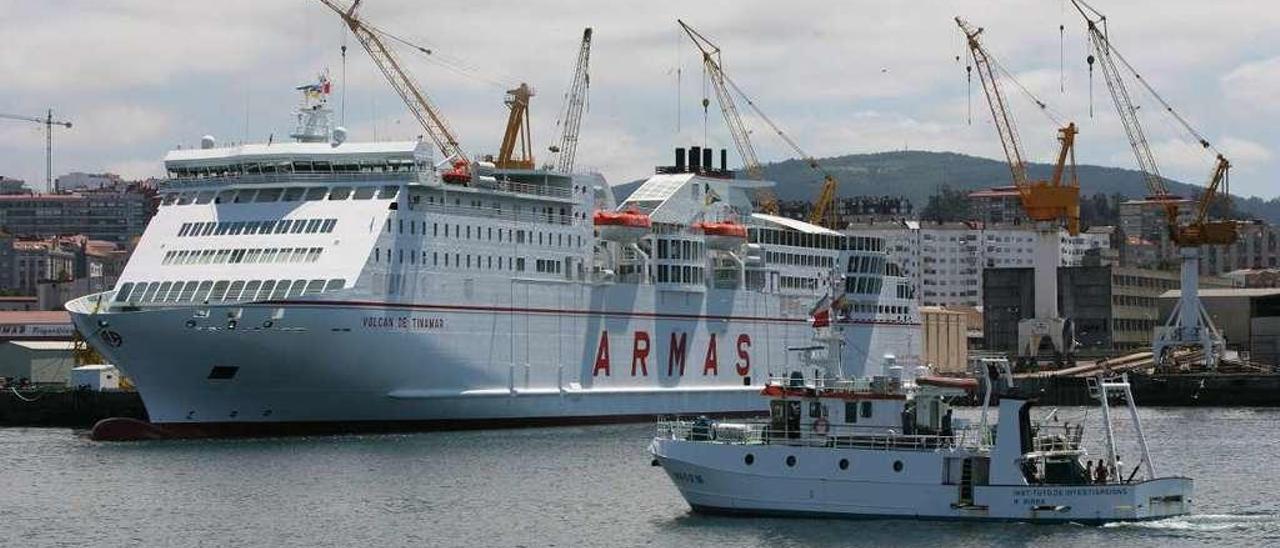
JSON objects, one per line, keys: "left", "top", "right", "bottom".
{"left": 67, "top": 86, "right": 921, "bottom": 439}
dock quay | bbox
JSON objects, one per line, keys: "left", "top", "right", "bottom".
{"left": 0, "top": 387, "right": 146, "bottom": 428}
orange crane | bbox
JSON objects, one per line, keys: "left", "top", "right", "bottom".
{"left": 495, "top": 83, "right": 535, "bottom": 169}
{"left": 677, "top": 20, "right": 776, "bottom": 215}
{"left": 1070, "top": 0, "right": 1236, "bottom": 367}
{"left": 1, "top": 110, "right": 72, "bottom": 192}
{"left": 957, "top": 17, "right": 1081, "bottom": 365}
{"left": 318, "top": 0, "right": 469, "bottom": 166}
{"left": 548, "top": 28, "right": 593, "bottom": 174}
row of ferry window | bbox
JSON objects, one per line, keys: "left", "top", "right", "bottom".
{"left": 848, "top": 303, "right": 911, "bottom": 316}
{"left": 373, "top": 247, "right": 534, "bottom": 272}
{"left": 781, "top": 276, "right": 819, "bottom": 291}
{"left": 177, "top": 218, "right": 337, "bottom": 237}
{"left": 167, "top": 159, "right": 423, "bottom": 179}
{"left": 161, "top": 247, "right": 323, "bottom": 265}
{"left": 387, "top": 219, "right": 584, "bottom": 249}
{"left": 114, "top": 278, "right": 346, "bottom": 305}
{"left": 767, "top": 251, "right": 835, "bottom": 269}
{"left": 656, "top": 239, "right": 704, "bottom": 261}
{"left": 656, "top": 265, "right": 705, "bottom": 284}
{"left": 161, "top": 185, "right": 399, "bottom": 206}
{"left": 844, "top": 276, "right": 884, "bottom": 295}
{"left": 847, "top": 255, "right": 886, "bottom": 275}
{"left": 747, "top": 229, "right": 882, "bottom": 252}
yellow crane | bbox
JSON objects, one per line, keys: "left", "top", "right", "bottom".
{"left": 1070, "top": 0, "right": 1236, "bottom": 367}
{"left": 957, "top": 17, "right": 1080, "bottom": 235}
{"left": 0, "top": 110, "right": 72, "bottom": 192}
{"left": 549, "top": 28, "right": 593, "bottom": 174}
{"left": 318, "top": 0, "right": 468, "bottom": 165}
{"left": 957, "top": 17, "right": 1081, "bottom": 365}
{"left": 495, "top": 83, "right": 535, "bottom": 169}
{"left": 677, "top": 20, "right": 776, "bottom": 215}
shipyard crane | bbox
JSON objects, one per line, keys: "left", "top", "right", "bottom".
{"left": 495, "top": 83, "right": 535, "bottom": 169}
{"left": 958, "top": 17, "right": 1081, "bottom": 366}
{"left": 548, "top": 28, "right": 593, "bottom": 174}
{"left": 1070, "top": 0, "right": 1237, "bottom": 368}
{"left": 0, "top": 110, "right": 72, "bottom": 192}
{"left": 317, "top": 0, "right": 469, "bottom": 166}
{"left": 677, "top": 20, "right": 777, "bottom": 215}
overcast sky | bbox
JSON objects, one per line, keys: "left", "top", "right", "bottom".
{"left": 1, "top": 0, "right": 1277, "bottom": 198}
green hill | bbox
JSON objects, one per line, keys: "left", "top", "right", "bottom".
{"left": 610, "top": 151, "right": 1280, "bottom": 224}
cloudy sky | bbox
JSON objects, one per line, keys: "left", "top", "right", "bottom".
{"left": 1, "top": 0, "right": 1277, "bottom": 197}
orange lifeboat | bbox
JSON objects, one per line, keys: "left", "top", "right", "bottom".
{"left": 594, "top": 209, "right": 652, "bottom": 242}
{"left": 442, "top": 159, "right": 471, "bottom": 185}
{"left": 697, "top": 221, "right": 747, "bottom": 250}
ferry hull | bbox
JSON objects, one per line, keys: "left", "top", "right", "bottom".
{"left": 651, "top": 438, "right": 1193, "bottom": 524}
{"left": 69, "top": 293, "right": 920, "bottom": 436}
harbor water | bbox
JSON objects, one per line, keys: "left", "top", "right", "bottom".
{"left": 1, "top": 407, "right": 1277, "bottom": 547}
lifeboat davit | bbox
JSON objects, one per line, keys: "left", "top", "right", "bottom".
{"left": 442, "top": 159, "right": 471, "bottom": 185}
{"left": 698, "top": 221, "right": 748, "bottom": 250}
{"left": 594, "top": 209, "right": 652, "bottom": 242}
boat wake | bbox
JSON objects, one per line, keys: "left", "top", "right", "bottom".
{"left": 1103, "top": 512, "right": 1280, "bottom": 533}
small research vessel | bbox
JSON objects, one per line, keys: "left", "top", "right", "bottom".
{"left": 650, "top": 314, "right": 1193, "bottom": 523}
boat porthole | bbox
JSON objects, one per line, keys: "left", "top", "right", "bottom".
{"left": 744, "top": 454, "right": 754, "bottom": 466}
{"left": 185, "top": 319, "right": 197, "bottom": 329}
{"left": 786, "top": 455, "right": 796, "bottom": 467}
{"left": 839, "top": 458, "right": 849, "bottom": 470}
{"left": 893, "top": 460, "right": 903, "bottom": 472}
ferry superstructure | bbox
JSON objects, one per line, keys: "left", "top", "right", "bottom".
{"left": 67, "top": 89, "right": 922, "bottom": 438}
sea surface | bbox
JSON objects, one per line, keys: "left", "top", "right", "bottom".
{"left": 1, "top": 407, "right": 1277, "bottom": 547}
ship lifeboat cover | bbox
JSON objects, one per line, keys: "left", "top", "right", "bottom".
{"left": 698, "top": 221, "right": 747, "bottom": 249}
{"left": 594, "top": 209, "right": 652, "bottom": 242}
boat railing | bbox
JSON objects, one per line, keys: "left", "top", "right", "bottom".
{"left": 1031, "top": 423, "right": 1086, "bottom": 452}
{"left": 162, "top": 171, "right": 420, "bottom": 189}
{"left": 656, "top": 417, "right": 971, "bottom": 452}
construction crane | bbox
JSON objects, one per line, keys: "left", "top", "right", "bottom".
{"left": 957, "top": 17, "right": 1081, "bottom": 366}
{"left": 318, "top": 0, "right": 468, "bottom": 165}
{"left": 548, "top": 28, "right": 593, "bottom": 174}
{"left": 677, "top": 20, "right": 776, "bottom": 215}
{"left": 495, "top": 83, "right": 535, "bottom": 169}
{"left": 1070, "top": 0, "right": 1237, "bottom": 368}
{"left": 0, "top": 110, "right": 72, "bottom": 192}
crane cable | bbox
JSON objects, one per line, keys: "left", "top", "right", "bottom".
{"left": 361, "top": 20, "right": 517, "bottom": 91}
{"left": 1072, "top": 0, "right": 1218, "bottom": 154}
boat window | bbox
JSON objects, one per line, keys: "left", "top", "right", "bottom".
{"left": 844, "top": 402, "right": 858, "bottom": 423}
{"left": 270, "top": 280, "right": 292, "bottom": 300}
{"left": 193, "top": 281, "right": 214, "bottom": 302}
{"left": 293, "top": 161, "right": 314, "bottom": 173}
{"left": 313, "top": 161, "right": 332, "bottom": 173}
{"left": 378, "top": 186, "right": 399, "bottom": 199}
{"left": 245, "top": 249, "right": 262, "bottom": 263}
{"left": 281, "top": 187, "right": 305, "bottom": 202}
{"left": 244, "top": 162, "right": 260, "bottom": 174}
{"left": 305, "top": 219, "right": 323, "bottom": 233}
{"left": 234, "top": 189, "right": 256, "bottom": 203}
{"left": 353, "top": 186, "right": 376, "bottom": 200}
{"left": 303, "top": 279, "right": 325, "bottom": 296}
{"left": 161, "top": 194, "right": 179, "bottom": 206}
{"left": 137, "top": 282, "right": 160, "bottom": 303}
{"left": 213, "top": 191, "right": 233, "bottom": 204}
{"left": 114, "top": 283, "right": 135, "bottom": 302}
{"left": 860, "top": 401, "right": 873, "bottom": 419}
{"left": 290, "top": 249, "right": 308, "bottom": 263}
{"left": 242, "top": 280, "right": 261, "bottom": 300}
{"left": 176, "top": 281, "right": 198, "bottom": 302}
{"left": 290, "top": 221, "right": 306, "bottom": 234}
{"left": 305, "top": 248, "right": 322, "bottom": 263}
{"left": 226, "top": 281, "right": 245, "bottom": 302}
{"left": 321, "top": 219, "right": 337, "bottom": 233}
{"left": 304, "top": 187, "right": 327, "bottom": 201}
{"left": 287, "top": 279, "right": 307, "bottom": 298}
{"left": 255, "top": 188, "right": 282, "bottom": 202}
{"left": 329, "top": 186, "right": 352, "bottom": 200}
{"left": 229, "top": 222, "right": 246, "bottom": 235}
{"left": 149, "top": 282, "right": 170, "bottom": 303}
{"left": 273, "top": 220, "right": 291, "bottom": 234}
{"left": 324, "top": 279, "right": 345, "bottom": 292}
{"left": 256, "top": 280, "right": 276, "bottom": 301}
{"left": 209, "top": 281, "right": 230, "bottom": 302}
{"left": 230, "top": 249, "right": 247, "bottom": 263}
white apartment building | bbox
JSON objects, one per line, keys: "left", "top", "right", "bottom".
{"left": 848, "top": 221, "right": 1111, "bottom": 307}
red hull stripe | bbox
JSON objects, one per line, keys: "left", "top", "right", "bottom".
{"left": 251, "top": 299, "right": 923, "bottom": 326}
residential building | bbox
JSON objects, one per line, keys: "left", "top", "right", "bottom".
{"left": 54, "top": 172, "right": 123, "bottom": 193}
{"left": 0, "top": 183, "right": 155, "bottom": 244}
{"left": 0, "top": 176, "right": 26, "bottom": 195}
{"left": 848, "top": 220, "right": 1112, "bottom": 308}
{"left": 968, "top": 186, "right": 1029, "bottom": 226}
{"left": 778, "top": 196, "right": 913, "bottom": 228}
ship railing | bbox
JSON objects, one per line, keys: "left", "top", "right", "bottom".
{"left": 486, "top": 178, "right": 573, "bottom": 200}
{"left": 656, "top": 418, "right": 971, "bottom": 452}
{"left": 162, "top": 171, "right": 420, "bottom": 189}
{"left": 1031, "top": 423, "right": 1085, "bottom": 452}
{"left": 413, "top": 200, "right": 576, "bottom": 226}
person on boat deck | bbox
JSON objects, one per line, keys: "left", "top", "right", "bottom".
{"left": 1085, "top": 460, "right": 1094, "bottom": 483}
{"left": 1094, "top": 462, "right": 1109, "bottom": 484}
